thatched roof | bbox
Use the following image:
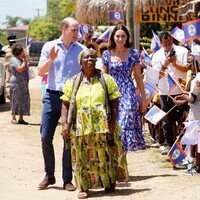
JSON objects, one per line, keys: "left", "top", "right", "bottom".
{"left": 75, "top": 0, "right": 197, "bottom": 25}
{"left": 75, "top": 0, "right": 125, "bottom": 25}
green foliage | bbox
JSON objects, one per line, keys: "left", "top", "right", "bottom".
{"left": 28, "top": 0, "right": 76, "bottom": 41}
{"left": 3, "top": 16, "right": 31, "bottom": 28}
{"left": 28, "top": 17, "right": 60, "bottom": 41}
{"left": 0, "top": 30, "right": 7, "bottom": 45}
{"left": 139, "top": 36, "right": 151, "bottom": 49}
{"left": 59, "top": 0, "right": 76, "bottom": 18}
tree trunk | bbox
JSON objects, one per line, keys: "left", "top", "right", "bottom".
{"left": 126, "top": 0, "right": 134, "bottom": 48}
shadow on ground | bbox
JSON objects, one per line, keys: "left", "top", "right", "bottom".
{"left": 88, "top": 187, "right": 151, "bottom": 198}
{"left": 128, "top": 174, "right": 177, "bottom": 182}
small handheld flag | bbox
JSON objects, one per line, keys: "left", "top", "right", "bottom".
{"left": 170, "top": 26, "right": 185, "bottom": 44}
{"left": 79, "top": 24, "right": 93, "bottom": 36}
{"left": 145, "top": 66, "right": 160, "bottom": 86}
{"left": 140, "top": 47, "right": 152, "bottom": 68}
{"left": 144, "top": 105, "right": 167, "bottom": 125}
{"left": 168, "top": 72, "right": 185, "bottom": 93}
{"left": 167, "top": 74, "right": 176, "bottom": 95}
{"left": 151, "top": 30, "right": 161, "bottom": 51}
{"left": 96, "top": 28, "right": 110, "bottom": 43}
{"left": 136, "top": 81, "right": 157, "bottom": 105}
{"left": 183, "top": 19, "right": 200, "bottom": 41}
{"left": 191, "top": 40, "right": 200, "bottom": 52}
{"left": 167, "top": 141, "right": 187, "bottom": 166}
{"left": 181, "top": 120, "right": 200, "bottom": 145}
{"left": 109, "top": 10, "right": 124, "bottom": 22}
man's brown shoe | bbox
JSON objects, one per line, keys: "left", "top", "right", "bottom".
{"left": 64, "top": 183, "right": 76, "bottom": 191}
{"left": 38, "top": 177, "right": 56, "bottom": 190}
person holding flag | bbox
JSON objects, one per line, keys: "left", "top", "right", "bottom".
{"left": 152, "top": 31, "right": 188, "bottom": 155}
{"left": 173, "top": 51, "right": 200, "bottom": 175}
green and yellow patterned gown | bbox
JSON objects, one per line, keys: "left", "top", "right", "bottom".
{"left": 61, "top": 73, "right": 128, "bottom": 191}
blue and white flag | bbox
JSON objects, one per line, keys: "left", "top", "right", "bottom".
{"left": 170, "top": 26, "right": 186, "bottom": 44}
{"left": 144, "top": 105, "right": 167, "bottom": 125}
{"left": 167, "top": 74, "right": 176, "bottom": 95}
{"left": 79, "top": 24, "right": 93, "bottom": 36}
{"left": 136, "top": 81, "right": 157, "bottom": 106}
{"left": 168, "top": 141, "right": 187, "bottom": 166}
{"left": 96, "top": 28, "right": 110, "bottom": 43}
{"left": 150, "top": 30, "right": 161, "bottom": 51}
{"left": 183, "top": 19, "right": 200, "bottom": 41}
{"left": 168, "top": 72, "right": 185, "bottom": 93}
{"left": 109, "top": 10, "right": 124, "bottom": 22}
{"left": 181, "top": 120, "right": 200, "bottom": 145}
{"left": 145, "top": 66, "right": 160, "bottom": 86}
{"left": 191, "top": 40, "right": 200, "bottom": 52}
{"left": 140, "top": 47, "right": 152, "bottom": 68}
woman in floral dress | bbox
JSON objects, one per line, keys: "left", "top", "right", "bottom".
{"left": 60, "top": 48, "right": 128, "bottom": 199}
{"left": 10, "top": 44, "right": 30, "bottom": 124}
{"left": 102, "top": 24, "right": 147, "bottom": 151}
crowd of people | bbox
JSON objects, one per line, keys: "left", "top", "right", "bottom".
{"left": 3, "top": 16, "right": 200, "bottom": 198}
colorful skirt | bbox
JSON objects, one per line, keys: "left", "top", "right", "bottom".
{"left": 69, "top": 129, "right": 129, "bottom": 191}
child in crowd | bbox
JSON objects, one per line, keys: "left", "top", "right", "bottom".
{"left": 174, "top": 51, "right": 200, "bottom": 175}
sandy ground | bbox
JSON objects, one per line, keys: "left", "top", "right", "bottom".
{"left": 0, "top": 67, "right": 200, "bottom": 200}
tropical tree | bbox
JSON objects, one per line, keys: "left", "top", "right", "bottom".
{"left": 3, "top": 16, "right": 30, "bottom": 28}
{"left": 0, "top": 30, "right": 7, "bottom": 45}
{"left": 28, "top": 0, "right": 76, "bottom": 41}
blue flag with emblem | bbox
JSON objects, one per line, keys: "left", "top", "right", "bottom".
{"left": 183, "top": 19, "right": 200, "bottom": 41}
{"left": 170, "top": 26, "right": 186, "bottom": 44}
{"left": 109, "top": 10, "right": 124, "bottom": 22}
{"left": 136, "top": 81, "right": 157, "bottom": 106}
{"left": 167, "top": 141, "right": 187, "bottom": 166}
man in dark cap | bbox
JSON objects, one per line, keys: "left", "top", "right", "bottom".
{"left": 2, "top": 35, "right": 16, "bottom": 99}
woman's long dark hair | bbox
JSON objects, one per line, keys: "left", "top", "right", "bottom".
{"left": 108, "top": 24, "right": 131, "bottom": 49}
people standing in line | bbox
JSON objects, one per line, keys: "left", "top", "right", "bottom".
{"left": 174, "top": 51, "right": 200, "bottom": 175}
{"left": 102, "top": 24, "right": 147, "bottom": 151}
{"left": 151, "top": 31, "right": 188, "bottom": 155}
{"left": 3, "top": 36, "right": 16, "bottom": 100}
{"left": 9, "top": 44, "right": 30, "bottom": 124}
{"left": 37, "top": 17, "right": 86, "bottom": 191}
{"left": 61, "top": 48, "right": 128, "bottom": 199}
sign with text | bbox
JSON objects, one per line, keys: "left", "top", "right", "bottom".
{"left": 137, "top": 1, "right": 195, "bottom": 23}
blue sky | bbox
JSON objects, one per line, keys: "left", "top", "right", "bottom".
{"left": 0, "top": 0, "right": 47, "bottom": 29}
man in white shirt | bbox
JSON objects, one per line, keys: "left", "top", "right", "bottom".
{"left": 152, "top": 31, "right": 188, "bottom": 155}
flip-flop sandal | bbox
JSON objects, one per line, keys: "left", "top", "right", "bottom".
{"left": 78, "top": 190, "right": 88, "bottom": 199}
{"left": 11, "top": 120, "right": 18, "bottom": 124}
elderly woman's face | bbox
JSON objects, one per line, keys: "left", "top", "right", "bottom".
{"left": 81, "top": 49, "right": 97, "bottom": 70}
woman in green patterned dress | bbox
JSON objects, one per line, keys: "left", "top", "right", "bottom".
{"left": 60, "top": 48, "right": 128, "bottom": 199}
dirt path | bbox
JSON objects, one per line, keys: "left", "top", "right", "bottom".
{"left": 0, "top": 68, "right": 200, "bottom": 200}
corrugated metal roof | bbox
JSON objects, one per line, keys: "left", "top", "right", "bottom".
{"left": 7, "top": 25, "right": 29, "bottom": 31}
